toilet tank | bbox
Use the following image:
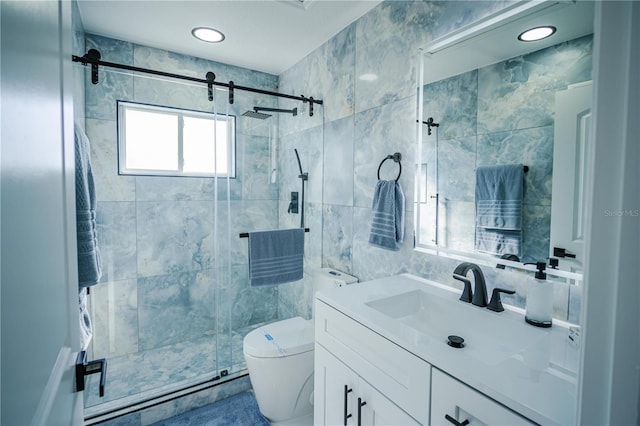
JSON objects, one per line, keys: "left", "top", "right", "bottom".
{"left": 313, "top": 268, "right": 358, "bottom": 292}
{"left": 312, "top": 268, "right": 357, "bottom": 319}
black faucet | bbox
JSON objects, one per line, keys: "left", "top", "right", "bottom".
{"left": 453, "top": 262, "right": 488, "bottom": 307}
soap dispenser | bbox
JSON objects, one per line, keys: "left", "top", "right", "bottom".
{"left": 525, "top": 261, "right": 553, "bottom": 327}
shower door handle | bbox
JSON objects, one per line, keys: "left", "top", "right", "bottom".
{"left": 75, "top": 350, "right": 107, "bottom": 397}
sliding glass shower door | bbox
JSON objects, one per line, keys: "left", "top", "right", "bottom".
{"left": 81, "top": 60, "right": 282, "bottom": 416}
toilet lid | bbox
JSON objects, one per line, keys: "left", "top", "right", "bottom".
{"left": 243, "top": 317, "right": 314, "bottom": 358}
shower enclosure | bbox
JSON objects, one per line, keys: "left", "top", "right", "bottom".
{"left": 78, "top": 40, "right": 323, "bottom": 419}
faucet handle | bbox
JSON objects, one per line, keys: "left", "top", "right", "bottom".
{"left": 453, "top": 274, "right": 473, "bottom": 303}
{"left": 487, "top": 288, "right": 516, "bottom": 312}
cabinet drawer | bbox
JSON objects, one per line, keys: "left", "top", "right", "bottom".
{"left": 315, "top": 301, "right": 431, "bottom": 423}
{"left": 431, "top": 369, "right": 535, "bottom": 426}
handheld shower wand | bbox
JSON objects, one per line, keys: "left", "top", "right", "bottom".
{"left": 293, "top": 149, "right": 308, "bottom": 228}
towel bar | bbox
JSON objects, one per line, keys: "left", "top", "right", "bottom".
{"left": 239, "top": 228, "right": 309, "bottom": 238}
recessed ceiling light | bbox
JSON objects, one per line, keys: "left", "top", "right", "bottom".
{"left": 192, "top": 27, "right": 225, "bottom": 43}
{"left": 518, "top": 26, "right": 556, "bottom": 42}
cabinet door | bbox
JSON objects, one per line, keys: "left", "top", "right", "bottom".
{"left": 359, "top": 379, "right": 421, "bottom": 426}
{"left": 431, "top": 370, "right": 534, "bottom": 426}
{"left": 315, "top": 344, "right": 359, "bottom": 425}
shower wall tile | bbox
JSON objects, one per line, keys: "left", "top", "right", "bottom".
{"left": 221, "top": 199, "right": 279, "bottom": 267}
{"left": 353, "top": 96, "right": 415, "bottom": 209}
{"left": 138, "top": 270, "right": 216, "bottom": 351}
{"left": 90, "top": 279, "right": 138, "bottom": 359}
{"left": 87, "top": 118, "right": 135, "bottom": 202}
{"left": 96, "top": 201, "right": 137, "bottom": 283}
{"left": 354, "top": 1, "right": 419, "bottom": 114}
{"left": 423, "top": 70, "right": 478, "bottom": 141}
{"left": 85, "top": 35, "right": 134, "bottom": 120}
{"left": 477, "top": 35, "right": 593, "bottom": 134}
{"left": 318, "top": 25, "right": 356, "bottom": 123}
{"left": 218, "top": 265, "right": 278, "bottom": 332}
{"left": 135, "top": 177, "right": 216, "bottom": 202}
{"left": 237, "top": 134, "right": 279, "bottom": 201}
{"left": 277, "top": 272, "right": 314, "bottom": 321}
{"left": 323, "top": 116, "right": 355, "bottom": 206}
{"left": 136, "top": 201, "right": 214, "bottom": 277}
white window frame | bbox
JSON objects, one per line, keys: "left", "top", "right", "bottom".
{"left": 117, "top": 101, "right": 236, "bottom": 178}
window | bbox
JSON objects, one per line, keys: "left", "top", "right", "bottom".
{"left": 117, "top": 101, "right": 236, "bottom": 178}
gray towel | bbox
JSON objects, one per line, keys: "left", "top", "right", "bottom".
{"left": 75, "top": 124, "right": 102, "bottom": 288}
{"left": 475, "top": 164, "right": 523, "bottom": 256}
{"left": 249, "top": 228, "right": 304, "bottom": 286}
{"left": 369, "top": 180, "right": 405, "bottom": 251}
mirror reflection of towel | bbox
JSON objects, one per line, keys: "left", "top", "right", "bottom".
{"left": 369, "top": 180, "right": 405, "bottom": 251}
{"left": 475, "top": 164, "right": 523, "bottom": 256}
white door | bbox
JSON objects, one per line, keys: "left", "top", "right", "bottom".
{"left": 550, "top": 81, "right": 592, "bottom": 272}
{"left": 1, "top": 1, "right": 84, "bottom": 424}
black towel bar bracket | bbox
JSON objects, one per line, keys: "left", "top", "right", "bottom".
{"left": 239, "top": 228, "right": 309, "bottom": 238}
{"left": 377, "top": 153, "right": 402, "bottom": 182}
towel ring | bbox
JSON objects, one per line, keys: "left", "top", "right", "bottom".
{"left": 377, "top": 152, "right": 402, "bottom": 182}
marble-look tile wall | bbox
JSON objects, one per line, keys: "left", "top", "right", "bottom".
{"left": 422, "top": 35, "right": 593, "bottom": 262}
{"left": 84, "top": 34, "right": 284, "bottom": 362}
{"left": 277, "top": 0, "right": 584, "bottom": 323}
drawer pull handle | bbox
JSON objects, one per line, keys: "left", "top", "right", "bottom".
{"left": 357, "top": 397, "right": 367, "bottom": 426}
{"left": 343, "top": 385, "right": 352, "bottom": 425}
{"left": 445, "top": 414, "right": 470, "bottom": 426}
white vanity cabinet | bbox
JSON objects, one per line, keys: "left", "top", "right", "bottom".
{"left": 314, "top": 301, "right": 430, "bottom": 425}
{"left": 430, "top": 369, "right": 535, "bottom": 426}
{"left": 315, "top": 345, "right": 420, "bottom": 425}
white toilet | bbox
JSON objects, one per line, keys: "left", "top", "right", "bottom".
{"left": 243, "top": 268, "right": 357, "bottom": 425}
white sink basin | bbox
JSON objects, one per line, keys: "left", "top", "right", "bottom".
{"left": 365, "top": 288, "right": 546, "bottom": 365}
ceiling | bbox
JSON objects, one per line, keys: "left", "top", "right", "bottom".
{"left": 77, "top": 0, "right": 381, "bottom": 76}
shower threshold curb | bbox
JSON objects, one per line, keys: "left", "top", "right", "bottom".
{"left": 84, "top": 370, "right": 249, "bottom": 425}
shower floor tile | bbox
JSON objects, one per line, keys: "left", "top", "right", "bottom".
{"left": 84, "top": 323, "right": 265, "bottom": 415}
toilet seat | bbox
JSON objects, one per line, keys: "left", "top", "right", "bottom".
{"left": 244, "top": 317, "right": 314, "bottom": 358}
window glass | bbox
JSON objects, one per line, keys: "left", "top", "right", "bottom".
{"left": 117, "top": 101, "right": 236, "bottom": 178}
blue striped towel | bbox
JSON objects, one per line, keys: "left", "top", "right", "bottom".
{"left": 369, "top": 180, "right": 405, "bottom": 251}
{"left": 475, "top": 164, "right": 523, "bottom": 256}
{"left": 248, "top": 228, "right": 304, "bottom": 286}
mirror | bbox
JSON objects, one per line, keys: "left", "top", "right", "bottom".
{"left": 414, "top": 1, "right": 594, "bottom": 275}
